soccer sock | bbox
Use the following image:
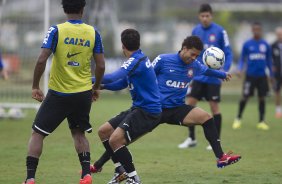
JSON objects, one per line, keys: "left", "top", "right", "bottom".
{"left": 238, "top": 99, "right": 247, "bottom": 119}
{"left": 213, "top": 114, "right": 222, "bottom": 138}
{"left": 102, "top": 140, "right": 119, "bottom": 163}
{"left": 202, "top": 118, "right": 224, "bottom": 158}
{"left": 189, "top": 126, "right": 195, "bottom": 140}
{"left": 259, "top": 100, "right": 265, "bottom": 122}
{"left": 113, "top": 145, "right": 136, "bottom": 175}
{"left": 78, "top": 152, "right": 91, "bottom": 178}
{"left": 94, "top": 151, "right": 111, "bottom": 170}
{"left": 26, "top": 156, "right": 39, "bottom": 180}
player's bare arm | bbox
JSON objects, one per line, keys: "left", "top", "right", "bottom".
{"left": 32, "top": 48, "right": 52, "bottom": 102}
{"left": 92, "top": 53, "right": 105, "bottom": 101}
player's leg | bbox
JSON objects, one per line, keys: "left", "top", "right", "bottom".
{"left": 274, "top": 77, "right": 282, "bottom": 118}
{"left": 71, "top": 129, "right": 91, "bottom": 178}
{"left": 181, "top": 107, "right": 241, "bottom": 167}
{"left": 97, "top": 109, "right": 131, "bottom": 183}
{"left": 24, "top": 131, "right": 45, "bottom": 184}
{"left": 182, "top": 107, "right": 223, "bottom": 158}
{"left": 233, "top": 76, "right": 253, "bottom": 129}
{"left": 256, "top": 77, "right": 270, "bottom": 130}
{"left": 109, "top": 108, "right": 161, "bottom": 183}
{"left": 178, "top": 81, "right": 202, "bottom": 148}
{"left": 67, "top": 90, "right": 94, "bottom": 183}
{"left": 24, "top": 91, "right": 68, "bottom": 184}
{"left": 206, "top": 84, "right": 221, "bottom": 150}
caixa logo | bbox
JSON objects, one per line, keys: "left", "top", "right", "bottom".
{"left": 166, "top": 80, "right": 189, "bottom": 88}
{"left": 67, "top": 61, "right": 80, "bottom": 67}
{"left": 64, "top": 37, "right": 91, "bottom": 47}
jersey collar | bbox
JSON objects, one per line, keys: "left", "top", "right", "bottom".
{"left": 67, "top": 20, "right": 83, "bottom": 24}
{"left": 130, "top": 49, "right": 143, "bottom": 58}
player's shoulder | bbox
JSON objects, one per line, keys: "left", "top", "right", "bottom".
{"left": 192, "top": 24, "right": 202, "bottom": 31}
{"left": 212, "top": 23, "right": 225, "bottom": 31}
{"left": 158, "top": 53, "right": 178, "bottom": 60}
{"left": 244, "top": 39, "right": 253, "bottom": 45}
{"left": 47, "top": 25, "right": 58, "bottom": 33}
{"left": 260, "top": 39, "right": 270, "bottom": 46}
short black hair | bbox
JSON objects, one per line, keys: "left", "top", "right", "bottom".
{"left": 121, "top": 29, "right": 140, "bottom": 51}
{"left": 199, "top": 3, "right": 212, "bottom": 14}
{"left": 252, "top": 22, "right": 262, "bottom": 27}
{"left": 182, "top": 36, "right": 203, "bottom": 51}
{"left": 62, "top": 0, "right": 86, "bottom": 14}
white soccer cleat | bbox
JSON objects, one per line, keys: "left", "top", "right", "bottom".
{"left": 206, "top": 145, "right": 212, "bottom": 151}
{"left": 178, "top": 137, "right": 197, "bottom": 149}
{"left": 232, "top": 118, "right": 242, "bottom": 130}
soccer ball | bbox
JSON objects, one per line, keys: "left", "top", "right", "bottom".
{"left": 7, "top": 108, "right": 24, "bottom": 119}
{"left": 202, "top": 47, "right": 225, "bottom": 70}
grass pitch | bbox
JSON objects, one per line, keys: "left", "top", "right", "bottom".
{"left": 0, "top": 93, "right": 282, "bottom": 184}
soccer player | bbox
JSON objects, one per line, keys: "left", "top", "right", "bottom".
{"left": 178, "top": 3, "right": 233, "bottom": 150}
{"left": 0, "top": 50, "right": 8, "bottom": 80}
{"left": 95, "top": 28, "right": 162, "bottom": 184}
{"left": 271, "top": 27, "right": 282, "bottom": 118}
{"left": 91, "top": 36, "right": 241, "bottom": 183}
{"left": 232, "top": 22, "right": 273, "bottom": 130}
{"left": 22, "top": 0, "right": 105, "bottom": 184}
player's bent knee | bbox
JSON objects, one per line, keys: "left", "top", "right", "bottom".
{"left": 201, "top": 113, "right": 213, "bottom": 124}
{"left": 98, "top": 122, "right": 113, "bottom": 140}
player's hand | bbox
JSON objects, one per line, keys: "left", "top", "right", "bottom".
{"left": 223, "top": 72, "right": 232, "bottom": 81}
{"left": 92, "top": 89, "right": 100, "bottom": 102}
{"left": 32, "top": 88, "right": 44, "bottom": 102}
{"left": 235, "top": 70, "right": 243, "bottom": 78}
{"left": 270, "top": 77, "right": 275, "bottom": 90}
{"left": 92, "top": 84, "right": 101, "bottom": 102}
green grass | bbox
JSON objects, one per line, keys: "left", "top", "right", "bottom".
{"left": 1, "top": 93, "right": 282, "bottom": 184}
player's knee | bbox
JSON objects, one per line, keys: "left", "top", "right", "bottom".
{"left": 200, "top": 112, "right": 212, "bottom": 124}
{"left": 98, "top": 122, "right": 113, "bottom": 140}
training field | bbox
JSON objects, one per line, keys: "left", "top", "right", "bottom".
{"left": 1, "top": 93, "right": 282, "bottom": 184}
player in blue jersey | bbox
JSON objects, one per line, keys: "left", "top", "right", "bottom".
{"left": 89, "top": 36, "right": 241, "bottom": 183}
{"left": 232, "top": 22, "right": 273, "bottom": 130}
{"left": 272, "top": 27, "right": 282, "bottom": 118}
{"left": 22, "top": 1, "right": 105, "bottom": 184}
{"left": 179, "top": 4, "right": 233, "bottom": 150}
{"left": 94, "top": 29, "right": 161, "bottom": 184}
{"left": 0, "top": 50, "right": 8, "bottom": 80}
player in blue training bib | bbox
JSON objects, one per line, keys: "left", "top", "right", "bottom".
{"left": 90, "top": 36, "right": 241, "bottom": 178}
{"left": 232, "top": 22, "right": 273, "bottom": 130}
{"left": 179, "top": 3, "right": 233, "bottom": 150}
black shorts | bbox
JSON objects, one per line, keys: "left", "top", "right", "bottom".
{"left": 33, "top": 90, "right": 93, "bottom": 136}
{"left": 242, "top": 76, "right": 269, "bottom": 97}
{"left": 108, "top": 107, "right": 161, "bottom": 143}
{"left": 273, "top": 76, "right": 282, "bottom": 92}
{"left": 160, "top": 105, "right": 195, "bottom": 125}
{"left": 188, "top": 80, "right": 221, "bottom": 102}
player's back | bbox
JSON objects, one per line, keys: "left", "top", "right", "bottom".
{"left": 126, "top": 50, "right": 161, "bottom": 114}
{"left": 49, "top": 20, "right": 95, "bottom": 93}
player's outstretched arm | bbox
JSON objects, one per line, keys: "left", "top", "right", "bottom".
{"left": 203, "top": 68, "right": 230, "bottom": 81}
{"left": 32, "top": 48, "right": 52, "bottom": 102}
{"left": 102, "top": 78, "right": 128, "bottom": 91}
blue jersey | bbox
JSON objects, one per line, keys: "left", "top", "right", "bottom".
{"left": 192, "top": 22, "right": 233, "bottom": 85}
{"left": 237, "top": 38, "right": 273, "bottom": 77}
{"left": 41, "top": 20, "right": 104, "bottom": 54}
{"left": 152, "top": 53, "right": 226, "bottom": 108}
{"left": 102, "top": 50, "right": 162, "bottom": 114}
{"left": 0, "top": 51, "right": 3, "bottom": 69}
